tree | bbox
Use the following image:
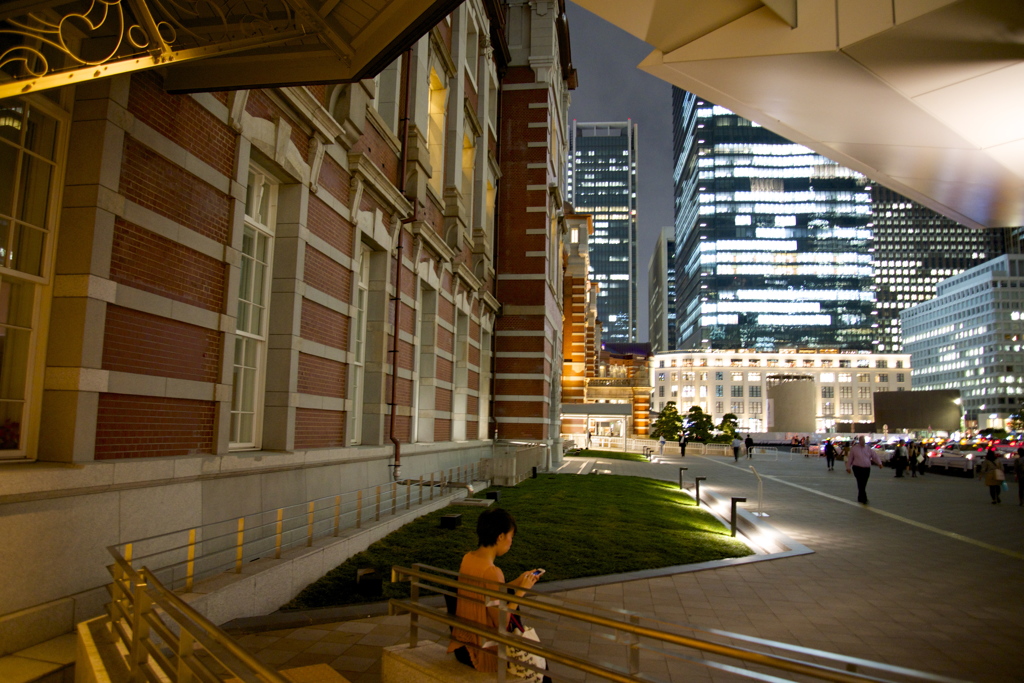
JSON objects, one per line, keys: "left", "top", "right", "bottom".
{"left": 651, "top": 402, "right": 683, "bottom": 440}
{"left": 683, "top": 405, "right": 714, "bottom": 442}
{"left": 718, "top": 413, "right": 739, "bottom": 441}
{"left": 979, "top": 427, "right": 1008, "bottom": 440}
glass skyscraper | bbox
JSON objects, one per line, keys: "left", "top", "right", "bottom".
{"left": 567, "top": 121, "right": 638, "bottom": 342}
{"left": 872, "top": 186, "right": 1009, "bottom": 352}
{"left": 648, "top": 226, "right": 677, "bottom": 352}
{"left": 672, "top": 89, "right": 875, "bottom": 352}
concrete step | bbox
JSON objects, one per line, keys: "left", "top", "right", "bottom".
{"left": 0, "top": 634, "right": 75, "bottom": 683}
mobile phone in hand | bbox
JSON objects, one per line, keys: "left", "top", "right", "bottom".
{"left": 532, "top": 568, "right": 545, "bottom": 576}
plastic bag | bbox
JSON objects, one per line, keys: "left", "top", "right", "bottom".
{"left": 507, "top": 626, "right": 545, "bottom": 682}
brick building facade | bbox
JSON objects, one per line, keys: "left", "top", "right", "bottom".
{"left": 493, "top": 0, "right": 576, "bottom": 445}
{"left": 0, "top": 0, "right": 575, "bottom": 651}
{"left": 559, "top": 212, "right": 651, "bottom": 438}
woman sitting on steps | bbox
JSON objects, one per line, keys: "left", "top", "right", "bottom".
{"left": 447, "top": 508, "right": 546, "bottom": 678}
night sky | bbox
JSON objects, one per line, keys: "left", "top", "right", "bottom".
{"left": 565, "top": 2, "right": 674, "bottom": 342}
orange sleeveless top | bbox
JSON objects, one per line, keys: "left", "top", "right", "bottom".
{"left": 446, "top": 552, "right": 506, "bottom": 672}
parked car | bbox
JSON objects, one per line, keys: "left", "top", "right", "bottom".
{"left": 926, "top": 442, "right": 973, "bottom": 474}
{"left": 869, "top": 441, "right": 896, "bottom": 464}
{"left": 926, "top": 441, "right": 1017, "bottom": 475}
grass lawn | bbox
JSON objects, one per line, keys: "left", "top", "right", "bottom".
{"left": 570, "top": 449, "right": 648, "bottom": 462}
{"left": 283, "top": 473, "right": 752, "bottom": 610}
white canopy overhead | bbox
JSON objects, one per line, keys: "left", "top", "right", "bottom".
{"left": 575, "top": 0, "right": 1024, "bottom": 229}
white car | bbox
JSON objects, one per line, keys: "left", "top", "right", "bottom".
{"left": 927, "top": 442, "right": 1016, "bottom": 475}
{"left": 926, "top": 443, "right": 973, "bottom": 474}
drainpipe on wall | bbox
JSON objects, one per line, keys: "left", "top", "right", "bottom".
{"left": 390, "top": 48, "right": 415, "bottom": 481}
{"left": 489, "top": 79, "right": 503, "bottom": 450}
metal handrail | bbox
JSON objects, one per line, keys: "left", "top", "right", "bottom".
{"left": 106, "top": 550, "right": 288, "bottom": 683}
{"left": 112, "top": 461, "right": 482, "bottom": 593}
{"left": 390, "top": 564, "right": 968, "bottom": 683}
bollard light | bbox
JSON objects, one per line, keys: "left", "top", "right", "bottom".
{"left": 730, "top": 497, "right": 747, "bottom": 537}
{"left": 694, "top": 476, "right": 707, "bottom": 506}
{"left": 678, "top": 467, "right": 688, "bottom": 490}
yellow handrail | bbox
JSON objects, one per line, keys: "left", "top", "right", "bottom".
{"left": 391, "top": 564, "right": 968, "bottom": 683}
{"left": 109, "top": 461, "right": 483, "bottom": 592}
{"left": 106, "top": 549, "right": 289, "bottom": 683}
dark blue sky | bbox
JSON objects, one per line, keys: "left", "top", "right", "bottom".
{"left": 565, "top": 2, "right": 673, "bottom": 341}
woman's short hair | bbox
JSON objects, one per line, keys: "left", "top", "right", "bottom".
{"left": 476, "top": 507, "right": 517, "bottom": 547}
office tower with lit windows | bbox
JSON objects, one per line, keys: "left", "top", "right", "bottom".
{"left": 902, "top": 254, "right": 1024, "bottom": 430}
{"left": 672, "top": 88, "right": 874, "bottom": 351}
{"left": 872, "top": 185, "right": 1009, "bottom": 352}
{"left": 649, "top": 226, "right": 677, "bottom": 352}
{"left": 567, "top": 120, "right": 638, "bottom": 342}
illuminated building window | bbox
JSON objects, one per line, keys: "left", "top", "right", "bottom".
{"left": 0, "top": 97, "right": 65, "bottom": 460}
{"left": 427, "top": 68, "right": 448, "bottom": 194}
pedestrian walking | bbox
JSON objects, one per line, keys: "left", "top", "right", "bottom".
{"left": 1015, "top": 447, "right": 1024, "bottom": 506}
{"left": 585, "top": 429, "right": 592, "bottom": 449}
{"left": 679, "top": 433, "right": 686, "bottom": 457}
{"left": 823, "top": 439, "right": 837, "bottom": 471}
{"left": 846, "top": 435, "right": 883, "bottom": 504}
{"left": 744, "top": 434, "right": 754, "bottom": 459}
{"left": 977, "top": 449, "right": 1003, "bottom": 504}
{"left": 658, "top": 434, "right": 665, "bottom": 456}
{"left": 908, "top": 441, "right": 918, "bottom": 477}
{"left": 893, "top": 440, "right": 909, "bottom": 478}
{"left": 732, "top": 436, "right": 743, "bottom": 462}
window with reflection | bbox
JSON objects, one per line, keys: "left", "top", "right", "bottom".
{"left": 0, "top": 97, "right": 64, "bottom": 459}
{"left": 231, "top": 166, "right": 277, "bottom": 449}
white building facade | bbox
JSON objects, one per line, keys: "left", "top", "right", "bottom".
{"left": 902, "top": 254, "right": 1024, "bottom": 430}
{"left": 651, "top": 349, "right": 911, "bottom": 433}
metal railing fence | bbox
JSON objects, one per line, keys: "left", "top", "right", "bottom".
{"left": 107, "top": 551, "right": 288, "bottom": 683}
{"left": 390, "top": 564, "right": 968, "bottom": 683}
{"left": 111, "top": 462, "right": 482, "bottom": 594}
{"left": 562, "top": 434, "right": 732, "bottom": 457}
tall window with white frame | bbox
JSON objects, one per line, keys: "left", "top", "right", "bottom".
{"left": 0, "top": 97, "right": 64, "bottom": 460}
{"left": 452, "top": 309, "right": 468, "bottom": 441}
{"left": 348, "top": 244, "right": 371, "bottom": 445}
{"left": 231, "top": 166, "right": 276, "bottom": 449}
{"left": 478, "top": 328, "right": 491, "bottom": 440}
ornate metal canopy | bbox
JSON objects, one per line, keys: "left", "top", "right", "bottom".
{"left": 0, "top": 0, "right": 462, "bottom": 99}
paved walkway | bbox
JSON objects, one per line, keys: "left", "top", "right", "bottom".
{"left": 232, "top": 453, "right": 1024, "bottom": 682}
